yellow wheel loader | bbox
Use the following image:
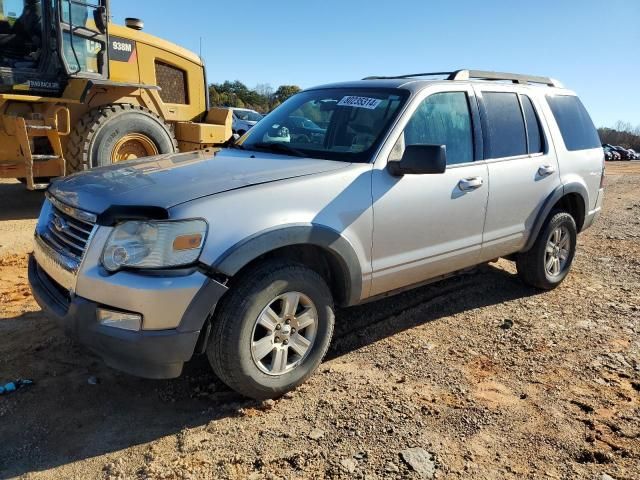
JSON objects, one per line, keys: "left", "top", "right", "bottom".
{"left": 0, "top": 0, "right": 231, "bottom": 190}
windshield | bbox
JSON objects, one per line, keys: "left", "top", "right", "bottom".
{"left": 234, "top": 109, "right": 263, "bottom": 122}
{"left": 239, "top": 88, "right": 409, "bottom": 162}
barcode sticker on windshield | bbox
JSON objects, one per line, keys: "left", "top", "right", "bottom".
{"left": 337, "top": 96, "right": 382, "bottom": 109}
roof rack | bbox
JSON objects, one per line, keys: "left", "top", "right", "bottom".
{"left": 363, "top": 69, "right": 563, "bottom": 88}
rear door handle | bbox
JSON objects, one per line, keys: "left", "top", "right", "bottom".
{"left": 458, "top": 176, "right": 484, "bottom": 191}
{"left": 538, "top": 164, "right": 556, "bottom": 177}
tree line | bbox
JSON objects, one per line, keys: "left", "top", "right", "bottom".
{"left": 209, "top": 81, "right": 301, "bottom": 113}
{"left": 598, "top": 121, "right": 640, "bottom": 151}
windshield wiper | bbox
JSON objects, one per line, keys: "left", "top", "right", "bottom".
{"left": 251, "top": 142, "right": 306, "bottom": 158}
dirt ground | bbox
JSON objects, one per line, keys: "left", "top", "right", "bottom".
{"left": 0, "top": 163, "right": 638, "bottom": 480}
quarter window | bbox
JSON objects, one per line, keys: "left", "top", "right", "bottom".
{"left": 521, "top": 95, "right": 544, "bottom": 154}
{"left": 404, "top": 92, "right": 474, "bottom": 165}
{"left": 482, "top": 92, "right": 527, "bottom": 159}
{"left": 546, "top": 95, "right": 600, "bottom": 151}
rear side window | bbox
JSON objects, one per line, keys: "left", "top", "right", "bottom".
{"left": 546, "top": 95, "right": 600, "bottom": 151}
{"left": 404, "top": 92, "right": 474, "bottom": 165}
{"left": 482, "top": 92, "right": 527, "bottom": 158}
{"left": 521, "top": 95, "right": 544, "bottom": 154}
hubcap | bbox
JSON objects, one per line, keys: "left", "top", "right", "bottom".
{"left": 111, "top": 133, "right": 159, "bottom": 162}
{"left": 545, "top": 225, "right": 571, "bottom": 277}
{"left": 250, "top": 292, "right": 318, "bottom": 376}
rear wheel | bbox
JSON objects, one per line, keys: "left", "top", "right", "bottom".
{"left": 207, "top": 260, "right": 335, "bottom": 400}
{"left": 516, "top": 211, "right": 577, "bottom": 289}
{"left": 67, "top": 104, "right": 178, "bottom": 171}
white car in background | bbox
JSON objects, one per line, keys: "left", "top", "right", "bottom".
{"left": 223, "top": 108, "right": 264, "bottom": 135}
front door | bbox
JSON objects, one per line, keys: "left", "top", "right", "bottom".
{"left": 370, "top": 87, "right": 488, "bottom": 296}
{"left": 0, "top": 0, "right": 64, "bottom": 95}
{"left": 57, "top": 0, "right": 108, "bottom": 78}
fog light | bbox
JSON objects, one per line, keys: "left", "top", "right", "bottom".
{"left": 97, "top": 308, "right": 142, "bottom": 331}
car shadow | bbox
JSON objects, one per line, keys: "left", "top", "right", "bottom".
{"left": 0, "top": 263, "right": 541, "bottom": 477}
{"left": 0, "top": 182, "right": 45, "bottom": 221}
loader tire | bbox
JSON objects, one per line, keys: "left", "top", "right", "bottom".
{"left": 67, "top": 104, "right": 178, "bottom": 172}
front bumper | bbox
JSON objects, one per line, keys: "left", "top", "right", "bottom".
{"left": 28, "top": 255, "right": 227, "bottom": 379}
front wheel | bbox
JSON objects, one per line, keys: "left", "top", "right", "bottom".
{"left": 516, "top": 211, "right": 577, "bottom": 290}
{"left": 207, "top": 261, "right": 335, "bottom": 400}
{"left": 66, "top": 104, "right": 178, "bottom": 171}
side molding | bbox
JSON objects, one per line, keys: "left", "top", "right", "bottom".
{"left": 212, "top": 224, "right": 363, "bottom": 306}
{"left": 522, "top": 183, "right": 588, "bottom": 252}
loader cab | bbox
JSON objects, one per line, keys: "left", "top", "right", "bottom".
{"left": 0, "top": 0, "right": 108, "bottom": 96}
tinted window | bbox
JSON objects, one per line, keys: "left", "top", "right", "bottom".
{"left": 521, "top": 95, "right": 543, "bottom": 154}
{"left": 483, "top": 92, "right": 527, "bottom": 158}
{"left": 546, "top": 95, "right": 600, "bottom": 151}
{"left": 404, "top": 92, "right": 474, "bottom": 165}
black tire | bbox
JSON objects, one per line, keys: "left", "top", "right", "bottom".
{"left": 66, "top": 104, "right": 178, "bottom": 171}
{"left": 207, "top": 260, "right": 335, "bottom": 400}
{"left": 516, "top": 211, "right": 577, "bottom": 290}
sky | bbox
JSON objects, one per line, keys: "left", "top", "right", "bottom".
{"left": 111, "top": 0, "right": 640, "bottom": 128}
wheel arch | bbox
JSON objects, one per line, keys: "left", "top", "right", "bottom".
{"left": 522, "top": 183, "right": 588, "bottom": 252}
{"left": 212, "top": 224, "right": 363, "bottom": 307}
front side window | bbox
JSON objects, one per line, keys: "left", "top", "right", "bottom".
{"left": 403, "top": 91, "right": 474, "bottom": 165}
{"left": 482, "top": 91, "right": 528, "bottom": 159}
{"left": 240, "top": 88, "right": 408, "bottom": 162}
{"left": 546, "top": 95, "right": 600, "bottom": 151}
{"left": 0, "top": 0, "right": 44, "bottom": 69}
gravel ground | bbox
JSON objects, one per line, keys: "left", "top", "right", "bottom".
{"left": 0, "top": 163, "right": 639, "bottom": 480}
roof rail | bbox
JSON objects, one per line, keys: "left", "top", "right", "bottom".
{"left": 363, "top": 69, "right": 564, "bottom": 88}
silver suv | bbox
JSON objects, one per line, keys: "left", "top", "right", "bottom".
{"left": 29, "top": 70, "right": 605, "bottom": 399}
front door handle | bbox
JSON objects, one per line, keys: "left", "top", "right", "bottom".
{"left": 538, "top": 164, "right": 556, "bottom": 177}
{"left": 458, "top": 176, "right": 484, "bottom": 191}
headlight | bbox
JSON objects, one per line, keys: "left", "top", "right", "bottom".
{"left": 101, "top": 219, "right": 208, "bottom": 272}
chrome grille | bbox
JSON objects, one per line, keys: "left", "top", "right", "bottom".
{"left": 41, "top": 196, "right": 96, "bottom": 261}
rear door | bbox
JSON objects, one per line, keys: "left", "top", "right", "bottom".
{"left": 57, "top": 0, "right": 108, "bottom": 78}
{"left": 475, "top": 86, "right": 561, "bottom": 260}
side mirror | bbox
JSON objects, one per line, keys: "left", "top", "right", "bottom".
{"left": 388, "top": 144, "right": 447, "bottom": 176}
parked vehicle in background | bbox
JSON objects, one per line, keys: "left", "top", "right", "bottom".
{"left": 285, "top": 116, "right": 327, "bottom": 143}
{"left": 627, "top": 149, "right": 638, "bottom": 160}
{"left": 29, "top": 69, "right": 605, "bottom": 400}
{"left": 603, "top": 145, "right": 621, "bottom": 161}
{"left": 602, "top": 146, "right": 613, "bottom": 161}
{"left": 223, "top": 108, "right": 264, "bottom": 136}
{"left": 605, "top": 144, "right": 634, "bottom": 160}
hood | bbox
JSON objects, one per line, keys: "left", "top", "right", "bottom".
{"left": 49, "top": 149, "right": 349, "bottom": 214}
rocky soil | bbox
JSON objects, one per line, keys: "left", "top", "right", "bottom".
{"left": 0, "top": 163, "right": 638, "bottom": 480}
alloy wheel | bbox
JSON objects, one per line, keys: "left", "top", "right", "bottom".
{"left": 545, "top": 225, "right": 571, "bottom": 277}
{"left": 250, "top": 292, "right": 318, "bottom": 375}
